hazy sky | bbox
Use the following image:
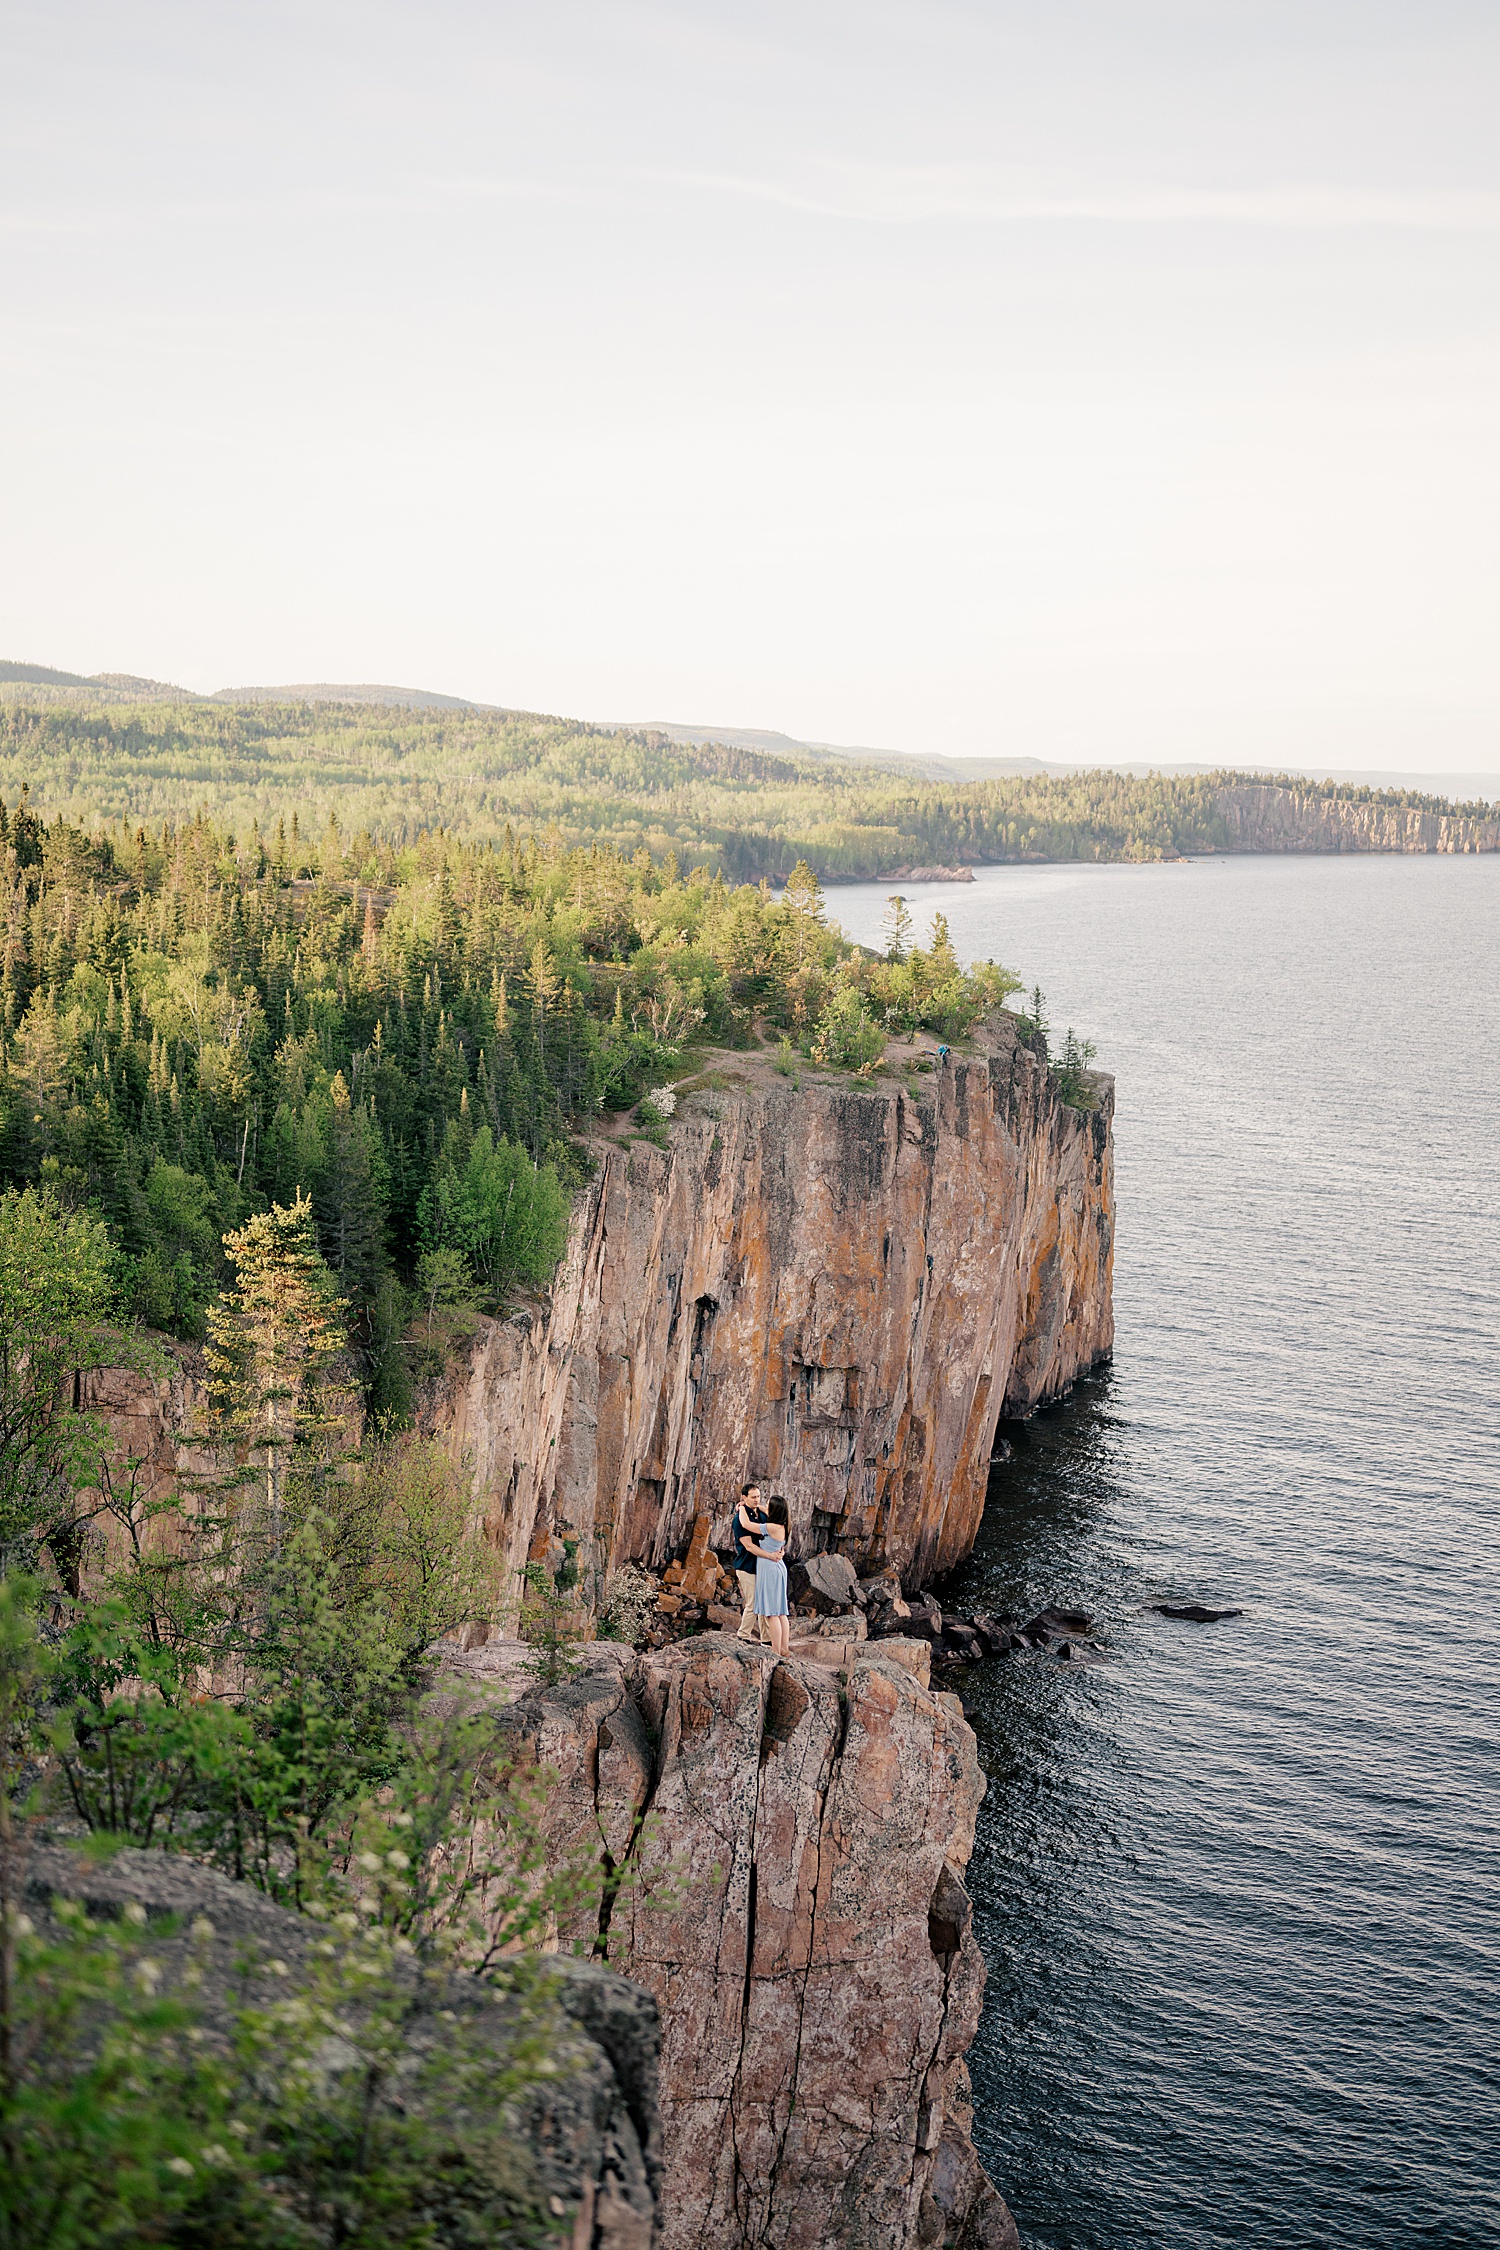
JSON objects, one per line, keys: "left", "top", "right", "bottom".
{"left": 4, "top": 1, "right": 1498, "bottom": 767}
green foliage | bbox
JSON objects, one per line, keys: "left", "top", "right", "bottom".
{"left": 202, "top": 1198, "right": 353, "bottom": 1537}
{"left": 807, "top": 981, "right": 885, "bottom": 1075}
{"left": 0, "top": 1739, "right": 591, "bottom": 2248}
{"left": 517, "top": 1563, "right": 588, "bottom": 1692}
{"left": 44, "top": 1427, "right": 495, "bottom": 1900}
{"left": 881, "top": 894, "right": 914, "bottom": 961}
{"left": 0, "top": 1176, "right": 681, "bottom": 2247}
{"left": 0, "top": 1189, "right": 159, "bottom": 1572}
{"left": 11, "top": 687, "right": 1478, "bottom": 894}
{"left": 1054, "top": 1029, "right": 1101, "bottom": 1110}
{"left": 0, "top": 773, "right": 1038, "bottom": 1410}
{"left": 418, "top": 1127, "right": 570, "bottom": 1305}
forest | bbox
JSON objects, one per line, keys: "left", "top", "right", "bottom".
{"left": 0, "top": 784, "right": 1034, "bottom": 2234}
{"left": 0, "top": 790, "right": 1016, "bottom": 1421}
{"left": 7, "top": 686, "right": 1486, "bottom": 882}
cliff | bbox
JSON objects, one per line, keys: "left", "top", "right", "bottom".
{"left": 423, "top": 1012, "right": 1113, "bottom": 1612}
{"left": 438, "top": 1631, "right": 1020, "bottom": 2250}
{"left": 1209, "top": 781, "right": 1500, "bottom": 854}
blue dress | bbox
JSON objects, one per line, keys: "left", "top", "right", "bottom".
{"left": 753, "top": 1531, "right": 788, "bottom": 1617}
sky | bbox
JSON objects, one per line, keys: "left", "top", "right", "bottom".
{"left": 3, "top": 0, "right": 1498, "bottom": 771}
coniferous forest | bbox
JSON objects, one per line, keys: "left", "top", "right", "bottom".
{"left": 8, "top": 685, "right": 1488, "bottom": 882}
{"left": 0, "top": 785, "right": 1014, "bottom": 1419}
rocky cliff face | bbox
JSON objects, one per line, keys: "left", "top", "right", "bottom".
{"left": 440, "top": 1631, "right": 1020, "bottom": 2250}
{"left": 1210, "top": 782, "right": 1500, "bottom": 854}
{"left": 424, "top": 1014, "right": 1113, "bottom": 1611}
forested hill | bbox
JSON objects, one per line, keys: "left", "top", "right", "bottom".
{"left": 0, "top": 804, "right": 1018, "bottom": 1418}
{"left": 4, "top": 687, "right": 1495, "bottom": 879}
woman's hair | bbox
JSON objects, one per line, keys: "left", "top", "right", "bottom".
{"left": 766, "top": 1496, "right": 790, "bottom": 1529}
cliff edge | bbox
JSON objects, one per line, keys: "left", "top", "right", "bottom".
{"left": 423, "top": 1011, "right": 1113, "bottom": 1608}
{"left": 439, "top": 1631, "right": 1020, "bottom": 2250}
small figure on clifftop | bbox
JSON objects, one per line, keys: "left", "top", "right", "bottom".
{"left": 746, "top": 1495, "right": 792, "bottom": 1658}
{"left": 732, "top": 1481, "right": 770, "bottom": 1643}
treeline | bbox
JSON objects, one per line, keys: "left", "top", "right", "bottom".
{"left": 0, "top": 796, "right": 1010, "bottom": 1410}
{"left": 13, "top": 689, "right": 1485, "bottom": 879}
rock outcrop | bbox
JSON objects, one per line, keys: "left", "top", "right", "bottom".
{"left": 1209, "top": 781, "right": 1500, "bottom": 854}
{"left": 441, "top": 1632, "right": 1020, "bottom": 2250}
{"left": 22, "top": 1839, "right": 661, "bottom": 2248}
{"left": 423, "top": 1011, "right": 1112, "bottom": 1613}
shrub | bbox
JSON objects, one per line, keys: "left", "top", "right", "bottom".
{"left": 417, "top": 1130, "right": 570, "bottom": 1304}
{"left": 807, "top": 985, "right": 885, "bottom": 1075}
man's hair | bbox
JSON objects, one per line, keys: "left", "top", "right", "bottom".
{"left": 766, "top": 1496, "right": 790, "bottom": 1528}
{"left": 740, "top": 1481, "right": 761, "bottom": 1499}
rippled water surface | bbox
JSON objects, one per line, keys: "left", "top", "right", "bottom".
{"left": 830, "top": 856, "right": 1500, "bottom": 2250}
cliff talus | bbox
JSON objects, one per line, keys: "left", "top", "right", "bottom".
{"left": 445, "top": 1633, "right": 1019, "bottom": 2250}
{"left": 425, "top": 1013, "right": 1113, "bottom": 1601}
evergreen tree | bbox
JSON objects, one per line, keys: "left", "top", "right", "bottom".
{"left": 202, "top": 1198, "right": 350, "bottom": 1544}
{"left": 882, "top": 894, "right": 913, "bottom": 962}
{"left": 314, "top": 1072, "right": 386, "bottom": 1310}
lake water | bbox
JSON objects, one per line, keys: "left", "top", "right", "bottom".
{"left": 829, "top": 855, "right": 1500, "bottom": 2250}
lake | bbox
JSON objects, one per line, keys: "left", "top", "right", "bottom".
{"left": 829, "top": 854, "right": 1499, "bottom": 2250}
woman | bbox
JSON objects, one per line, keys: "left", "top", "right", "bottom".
{"left": 748, "top": 1495, "right": 791, "bottom": 1657}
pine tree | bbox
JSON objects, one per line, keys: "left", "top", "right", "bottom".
{"left": 782, "top": 859, "right": 825, "bottom": 969}
{"left": 203, "top": 1196, "right": 350, "bottom": 1544}
{"left": 928, "top": 912, "right": 960, "bottom": 979}
{"left": 313, "top": 1072, "right": 387, "bottom": 1313}
{"left": 882, "top": 894, "right": 913, "bottom": 962}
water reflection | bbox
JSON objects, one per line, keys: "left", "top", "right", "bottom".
{"left": 942, "top": 1376, "right": 1148, "bottom": 2246}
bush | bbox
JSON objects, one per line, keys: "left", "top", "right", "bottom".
{"left": 417, "top": 1129, "right": 570, "bottom": 1304}
{"left": 807, "top": 985, "right": 885, "bottom": 1075}
{"left": 1053, "top": 1029, "right": 1100, "bottom": 1110}
{"left": 598, "top": 1563, "right": 657, "bottom": 1648}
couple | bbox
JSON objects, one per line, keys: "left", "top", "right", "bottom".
{"left": 731, "top": 1481, "right": 791, "bottom": 1658}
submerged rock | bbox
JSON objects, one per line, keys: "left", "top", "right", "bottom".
{"left": 1153, "top": 1602, "right": 1244, "bottom": 1623}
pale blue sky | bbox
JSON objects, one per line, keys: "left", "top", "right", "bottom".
{"left": 3, "top": 1, "right": 1497, "bottom": 768}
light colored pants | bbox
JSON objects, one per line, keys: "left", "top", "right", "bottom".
{"left": 736, "top": 1569, "right": 766, "bottom": 1642}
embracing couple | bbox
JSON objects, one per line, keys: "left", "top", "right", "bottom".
{"left": 731, "top": 1481, "right": 791, "bottom": 1657}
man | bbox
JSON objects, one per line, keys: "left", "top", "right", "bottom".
{"left": 732, "top": 1481, "right": 770, "bottom": 1643}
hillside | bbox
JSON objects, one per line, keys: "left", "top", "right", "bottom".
{"left": 4, "top": 680, "right": 1495, "bottom": 879}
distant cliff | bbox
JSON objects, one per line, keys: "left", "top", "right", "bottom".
{"left": 1209, "top": 781, "right": 1500, "bottom": 854}
{"left": 421, "top": 1011, "right": 1113, "bottom": 1612}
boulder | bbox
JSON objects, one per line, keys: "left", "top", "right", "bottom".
{"left": 1037, "top": 1607, "right": 1093, "bottom": 1634}
{"left": 968, "top": 1614, "right": 1019, "bottom": 1658}
{"left": 676, "top": 1513, "right": 723, "bottom": 1605}
{"left": 857, "top": 1571, "right": 905, "bottom": 1612}
{"left": 788, "top": 1550, "right": 862, "bottom": 1614}
{"left": 796, "top": 1608, "right": 868, "bottom": 1643}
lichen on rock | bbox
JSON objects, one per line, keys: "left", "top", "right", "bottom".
{"left": 441, "top": 1631, "right": 1019, "bottom": 2250}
